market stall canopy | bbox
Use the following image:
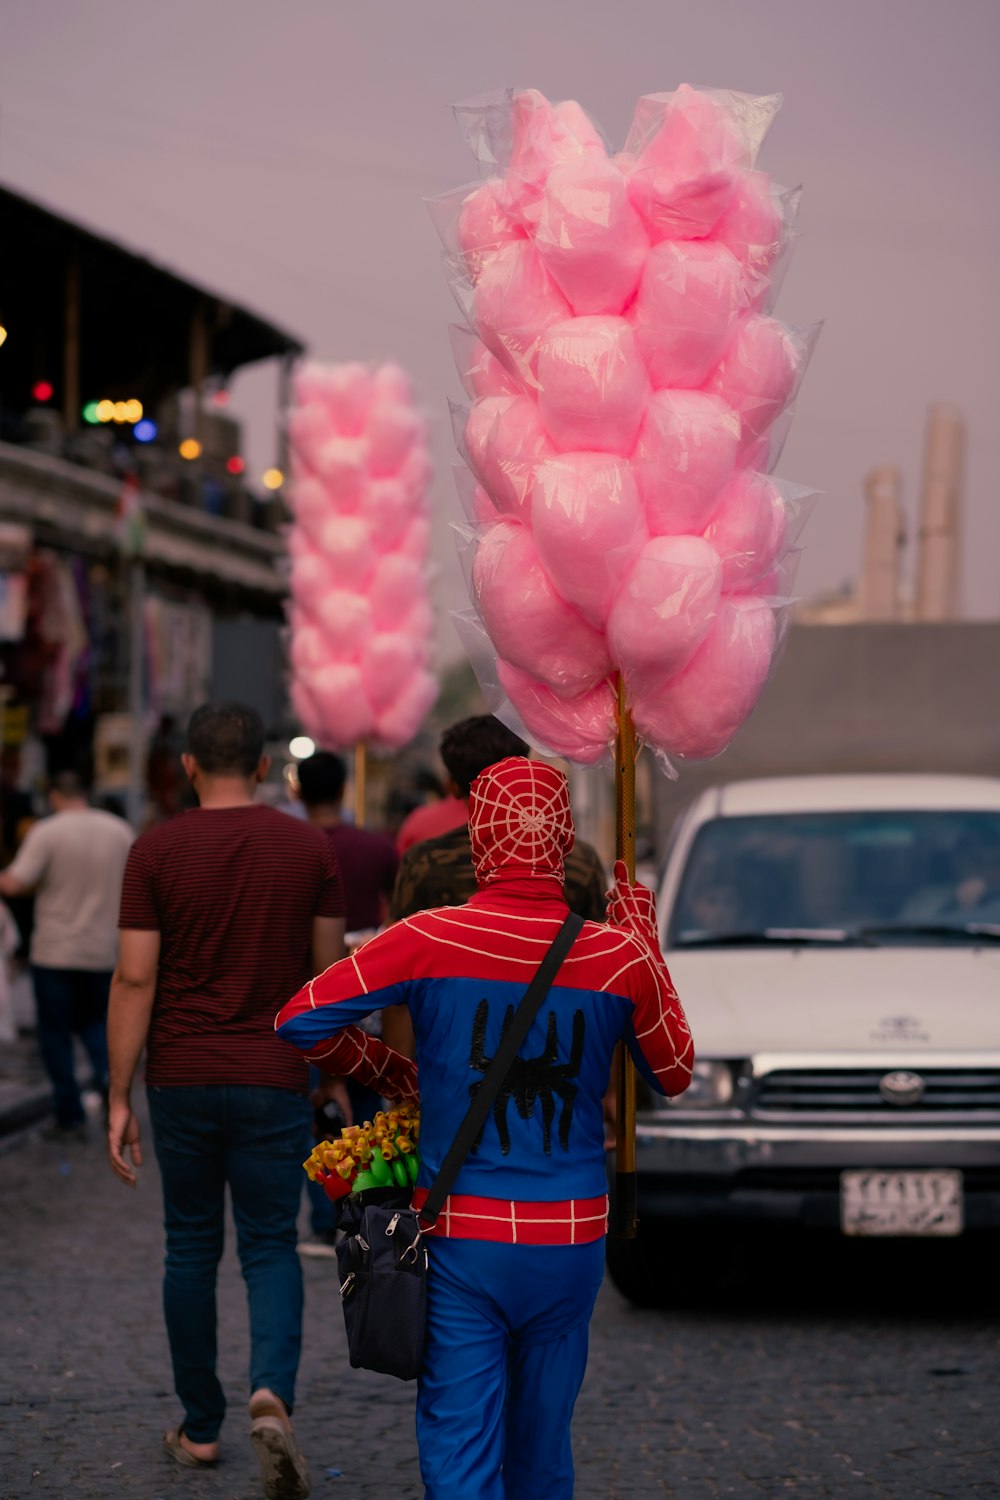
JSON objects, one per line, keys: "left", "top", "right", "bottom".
{"left": 0, "top": 183, "right": 304, "bottom": 421}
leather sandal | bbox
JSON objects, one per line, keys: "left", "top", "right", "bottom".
{"left": 163, "top": 1427, "right": 219, "bottom": 1469}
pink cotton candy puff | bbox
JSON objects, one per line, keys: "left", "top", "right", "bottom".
{"left": 399, "top": 516, "right": 431, "bottom": 562}
{"left": 315, "top": 515, "right": 376, "bottom": 588}
{"left": 452, "top": 332, "right": 523, "bottom": 400}
{"left": 370, "top": 554, "right": 425, "bottom": 630}
{"left": 400, "top": 598, "right": 434, "bottom": 642}
{"left": 505, "top": 90, "right": 606, "bottom": 214}
{"left": 631, "top": 239, "right": 745, "bottom": 390}
{"left": 704, "top": 314, "right": 800, "bottom": 453}
{"left": 472, "top": 520, "right": 612, "bottom": 698}
{"left": 367, "top": 403, "right": 423, "bottom": 479}
{"left": 607, "top": 534, "right": 723, "bottom": 684}
{"left": 458, "top": 179, "right": 526, "bottom": 282}
{"left": 534, "top": 157, "right": 649, "bottom": 316}
{"left": 288, "top": 475, "right": 329, "bottom": 526}
{"left": 626, "top": 84, "right": 743, "bottom": 240}
{"left": 530, "top": 452, "right": 647, "bottom": 628}
{"left": 372, "top": 361, "right": 413, "bottom": 405}
{"left": 287, "top": 406, "right": 331, "bottom": 475}
{"left": 361, "top": 478, "right": 415, "bottom": 550}
{"left": 312, "top": 590, "right": 374, "bottom": 657}
{"left": 474, "top": 240, "right": 571, "bottom": 381}
{"left": 374, "top": 669, "right": 439, "bottom": 750}
{"left": 703, "top": 470, "right": 787, "bottom": 592}
{"left": 289, "top": 621, "right": 328, "bottom": 675}
{"left": 713, "top": 170, "right": 784, "bottom": 306}
{"left": 297, "top": 662, "right": 376, "bottom": 748}
{"left": 290, "top": 679, "right": 323, "bottom": 744}
{"left": 498, "top": 660, "right": 616, "bottom": 765}
{"left": 631, "top": 593, "right": 776, "bottom": 760}
{"left": 634, "top": 390, "right": 740, "bottom": 535}
{"left": 536, "top": 316, "right": 649, "bottom": 456}
{"left": 362, "top": 631, "right": 422, "bottom": 712}
{"left": 316, "top": 437, "right": 368, "bottom": 508}
{"left": 465, "top": 396, "right": 554, "bottom": 518}
{"left": 316, "top": 363, "right": 376, "bottom": 437}
{"left": 396, "top": 443, "right": 432, "bottom": 503}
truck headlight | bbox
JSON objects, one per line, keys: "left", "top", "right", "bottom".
{"left": 663, "top": 1060, "right": 735, "bottom": 1108}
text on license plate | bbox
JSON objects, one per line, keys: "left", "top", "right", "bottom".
{"left": 840, "top": 1170, "right": 963, "bottom": 1237}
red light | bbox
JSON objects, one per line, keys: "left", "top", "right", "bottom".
{"left": 212, "top": 389, "right": 230, "bottom": 408}
{"left": 33, "top": 381, "right": 54, "bottom": 403}
{"left": 226, "top": 455, "right": 245, "bottom": 476}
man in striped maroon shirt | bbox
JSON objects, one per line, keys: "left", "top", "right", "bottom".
{"left": 106, "top": 703, "right": 344, "bottom": 1499}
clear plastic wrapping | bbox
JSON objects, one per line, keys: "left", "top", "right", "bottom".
{"left": 435, "top": 84, "right": 817, "bottom": 771}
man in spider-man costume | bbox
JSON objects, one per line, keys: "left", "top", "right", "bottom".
{"left": 275, "top": 757, "right": 692, "bottom": 1500}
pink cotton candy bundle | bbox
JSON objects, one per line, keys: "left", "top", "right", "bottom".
{"left": 437, "top": 84, "right": 816, "bottom": 770}
{"left": 287, "top": 360, "right": 437, "bottom": 751}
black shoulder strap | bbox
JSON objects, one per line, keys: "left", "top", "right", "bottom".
{"left": 419, "top": 911, "right": 584, "bottom": 1227}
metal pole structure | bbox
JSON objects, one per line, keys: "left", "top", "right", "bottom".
{"left": 613, "top": 674, "right": 638, "bottom": 1239}
{"left": 126, "top": 557, "right": 145, "bottom": 829}
{"left": 354, "top": 742, "right": 366, "bottom": 829}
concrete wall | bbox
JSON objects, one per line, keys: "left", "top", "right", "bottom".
{"left": 652, "top": 622, "right": 1000, "bottom": 849}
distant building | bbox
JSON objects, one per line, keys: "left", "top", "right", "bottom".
{"left": 0, "top": 184, "right": 304, "bottom": 817}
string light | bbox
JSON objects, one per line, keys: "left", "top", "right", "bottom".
{"left": 179, "top": 438, "right": 202, "bottom": 460}
{"left": 96, "top": 400, "right": 115, "bottom": 423}
{"left": 226, "top": 455, "right": 246, "bottom": 476}
{"left": 289, "top": 736, "right": 316, "bottom": 760}
{"left": 82, "top": 401, "right": 101, "bottom": 425}
{"left": 261, "top": 467, "right": 284, "bottom": 490}
{"left": 32, "top": 381, "right": 54, "bottom": 403}
{"left": 0, "top": 325, "right": 7, "bottom": 348}
{"left": 134, "top": 420, "right": 158, "bottom": 443}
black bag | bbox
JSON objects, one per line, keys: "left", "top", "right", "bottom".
{"left": 335, "top": 911, "right": 583, "bottom": 1381}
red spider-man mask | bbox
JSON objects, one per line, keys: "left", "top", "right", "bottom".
{"left": 469, "top": 756, "right": 575, "bottom": 886}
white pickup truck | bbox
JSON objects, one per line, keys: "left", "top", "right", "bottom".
{"left": 607, "top": 773, "right": 1000, "bottom": 1303}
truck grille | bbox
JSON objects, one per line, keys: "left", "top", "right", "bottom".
{"left": 753, "top": 1069, "right": 1000, "bottom": 1117}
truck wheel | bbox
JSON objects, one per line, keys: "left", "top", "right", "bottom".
{"left": 605, "top": 1224, "right": 719, "bottom": 1307}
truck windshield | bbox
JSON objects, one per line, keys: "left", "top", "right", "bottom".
{"left": 668, "top": 810, "right": 1000, "bottom": 947}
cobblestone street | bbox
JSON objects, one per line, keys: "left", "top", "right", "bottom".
{"left": 1, "top": 1102, "right": 998, "bottom": 1500}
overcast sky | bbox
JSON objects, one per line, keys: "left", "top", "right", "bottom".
{"left": 3, "top": 0, "right": 998, "bottom": 660}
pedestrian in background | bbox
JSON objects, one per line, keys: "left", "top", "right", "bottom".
{"left": 383, "top": 716, "right": 609, "bottom": 1059}
{"left": 0, "top": 769, "right": 133, "bottom": 1139}
{"left": 294, "top": 748, "right": 398, "bottom": 1257}
{"left": 106, "top": 702, "right": 344, "bottom": 1500}
{"left": 275, "top": 757, "right": 693, "bottom": 1500}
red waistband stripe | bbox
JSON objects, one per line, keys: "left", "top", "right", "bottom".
{"left": 411, "top": 1189, "right": 609, "bottom": 1246}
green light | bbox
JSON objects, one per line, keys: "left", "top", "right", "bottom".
{"left": 82, "top": 401, "right": 101, "bottom": 425}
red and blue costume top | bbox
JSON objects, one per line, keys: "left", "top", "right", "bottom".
{"left": 275, "top": 758, "right": 693, "bottom": 1244}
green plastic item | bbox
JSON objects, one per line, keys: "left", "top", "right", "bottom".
{"left": 370, "top": 1153, "right": 393, "bottom": 1186}
{"left": 351, "top": 1170, "right": 379, "bottom": 1194}
{"left": 391, "top": 1157, "right": 409, "bottom": 1188}
{"left": 405, "top": 1152, "right": 420, "bottom": 1183}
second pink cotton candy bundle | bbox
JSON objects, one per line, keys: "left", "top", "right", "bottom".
{"left": 435, "top": 83, "right": 819, "bottom": 771}
{"left": 287, "top": 361, "right": 438, "bottom": 751}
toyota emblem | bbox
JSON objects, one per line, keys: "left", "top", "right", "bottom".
{"left": 879, "top": 1070, "right": 926, "bottom": 1107}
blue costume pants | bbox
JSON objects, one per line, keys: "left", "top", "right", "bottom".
{"left": 417, "top": 1236, "right": 605, "bottom": 1500}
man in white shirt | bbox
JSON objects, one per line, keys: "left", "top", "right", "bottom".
{"left": 0, "top": 771, "right": 134, "bottom": 1138}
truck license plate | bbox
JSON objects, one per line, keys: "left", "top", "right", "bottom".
{"left": 840, "top": 1170, "right": 963, "bottom": 1237}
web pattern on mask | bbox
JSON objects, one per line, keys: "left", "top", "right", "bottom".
{"left": 470, "top": 758, "right": 573, "bottom": 883}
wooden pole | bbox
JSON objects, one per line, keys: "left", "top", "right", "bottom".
{"left": 354, "top": 742, "right": 366, "bottom": 829}
{"left": 613, "top": 674, "right": 638, "bottom": 1239}
{"left": 63, "top": 247, "right": 80, "bottom": 433}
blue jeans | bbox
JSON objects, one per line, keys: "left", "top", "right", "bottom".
{"left": 147, "top": 1084, "right": 311, "bottom": 1444}
{"left": 31, "top": 965, "right": 111, "bottom": 1127}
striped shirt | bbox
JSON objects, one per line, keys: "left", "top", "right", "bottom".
{"left": 120, "top": 804, "right": 343, "bottom": 1092}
